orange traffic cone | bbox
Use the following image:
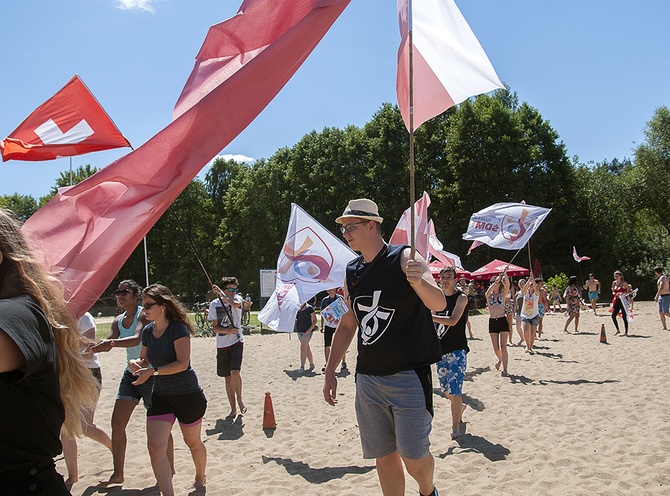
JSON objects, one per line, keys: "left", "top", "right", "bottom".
{"left": 263, "top": 391, "right": 277, "bottom": 429}
{"left": 599, "top": 324, "right": 607, "bottom": 344}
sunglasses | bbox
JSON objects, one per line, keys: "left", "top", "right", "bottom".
{"left": 143, "top": 302, "right": 159, "bottom": 309}
{"left": 339, "top": 220, "right": 368, "bottom": 234}
{"left": 115, "top": 289, "right": 132, "bottom": 295}
{"left": 225, "top": 287, "right": 239, "bottom": 293}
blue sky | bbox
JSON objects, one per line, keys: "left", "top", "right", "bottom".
{"left": 1, "top": 0, "right": 668, "bottom": 198}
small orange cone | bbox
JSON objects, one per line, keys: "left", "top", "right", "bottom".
{"left": 263, "top": 391, "right": 276, "bottom": 429}
{"left": 599, "top": 324, "right": 607, "bottom": 344}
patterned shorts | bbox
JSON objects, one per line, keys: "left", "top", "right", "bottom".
{"left": 436, "top": 349, "right": 467, "bottom": 396}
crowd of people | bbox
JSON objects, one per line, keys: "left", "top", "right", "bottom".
{"left": 3, "top": 198, "right": 670, "bottom": 496}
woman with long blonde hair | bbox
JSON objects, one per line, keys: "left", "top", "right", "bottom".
{"left": 0, "top": 208, "right": 98, "bottom": 494}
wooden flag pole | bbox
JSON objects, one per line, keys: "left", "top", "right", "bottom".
{"left": 408, "top": 0, "right": 416, "bottom": 260}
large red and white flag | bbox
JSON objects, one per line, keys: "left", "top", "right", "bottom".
{"left": 573, "top": 246, "right": 591, "bottom": 262}
{"left": 396, "top": 0, "right": 503, "bottom": 131}
{"left": 22, "top": 0, "right": 350, "bottom": 318}
{"left": 0, "top": 75, "right": 131, "bottom": 162}
{"left": 259, "top": 203, "right": 356, "bottom": 332}
{"left": 389, "top": 191, "right": 431, "bottom": 259}
{"left": 462, "top": 202, "right": 551, "bottom": 251}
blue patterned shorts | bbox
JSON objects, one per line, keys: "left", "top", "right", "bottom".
{"left": 436, "top": 349, "right": 467, "bottom": 396}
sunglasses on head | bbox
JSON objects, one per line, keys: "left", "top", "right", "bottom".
{"left": 115, "top": 289, "right": 132, "bottom": 295}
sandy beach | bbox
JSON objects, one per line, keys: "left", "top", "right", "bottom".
{"left": 59, "top": 300, "right": 670, "bottom": 495}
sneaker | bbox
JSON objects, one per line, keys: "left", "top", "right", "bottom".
{"left": 298, "top": 366, "right": 304, "bottom": 374}
{"left": 340, "top": 362, "right": 348, "bottom": 371}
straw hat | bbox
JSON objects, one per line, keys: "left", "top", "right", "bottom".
{"left": 336, "top": 198, "right": 383, "bottom": 224}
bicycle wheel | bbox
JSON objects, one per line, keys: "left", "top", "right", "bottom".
{"left": 195, "top": 311, "right": 206, "bottom": 330}
{"left": 241, "top": 310, "right": 250, "bottom": 326}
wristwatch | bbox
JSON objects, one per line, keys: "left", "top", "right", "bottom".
{"left": 153, "top": 368, "right": 159, "bottom": 376}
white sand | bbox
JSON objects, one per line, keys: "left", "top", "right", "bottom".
{"left": 59, "top": 301, "right": 670, "bottom": 495}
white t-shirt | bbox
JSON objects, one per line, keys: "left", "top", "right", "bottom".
{"left": 208, "top": 296, "right": 243, "bottom": 348}
{"left": 78, "top": 312, "right": 100, "bottom": 368}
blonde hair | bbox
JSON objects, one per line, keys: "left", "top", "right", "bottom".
{"left": 0, "top": 208, "right": 97, "bottom": 437}
{"left": 143, "top": 284, "right": 195, "bottom": 335}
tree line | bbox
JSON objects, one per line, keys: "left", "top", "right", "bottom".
{"left": 2, "top": 89, "right": 669, "bottom": 305}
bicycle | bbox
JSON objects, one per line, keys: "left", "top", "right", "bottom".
{"left": 241, "top": 297, "right": 252, "bottom": 326}
{"left": 192, "top": 302, "right": 214, "bottom": 337}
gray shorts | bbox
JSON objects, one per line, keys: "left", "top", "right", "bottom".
{"left": 355, "top": 369, "right": 433, "bottom": 460}
{"left": 117, "top": 369, "right": 154, "bottom": 408}
{"left": 659, "top": 294, "right": 670, "bottom": 314}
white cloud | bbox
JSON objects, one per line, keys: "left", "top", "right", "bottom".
{"left": 115, "top": 0, "right": 156, "bottom": 13}
{"left": 218, "top": 154, "right": 255, "bottom": 163}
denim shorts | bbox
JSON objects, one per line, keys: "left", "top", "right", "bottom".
{"left": 436, "top": 349, "right": 467, "bottom": 396}
{"left": 522, "top": 315, "right": 540, "bottom": 327}
{"left": 117, "top": 369, "right": 154, "bottom": 408}
{"left": 659, "top": 294, "right": 670, "bottom": 314}
{"left": 355, "top": 369, "right": 433, "bottom": 460}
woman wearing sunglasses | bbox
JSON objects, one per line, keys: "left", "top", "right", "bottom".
{"left": 92, "top": 280, "right": 174, "bottom": 486}
{"left": 131, "top": 284, "right": 207, "bottom": 496}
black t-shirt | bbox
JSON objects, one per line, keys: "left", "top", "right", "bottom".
{"left": 0, "top": 295, "right": 64, "bottom": 472}
{"left": 435, "top": 290, "right": 470, "bottom": 355}
{"left": 346, "top": 244, "right": 442, "bottom": 376}
{"left": 295, "top": 305, "right": 315, "bottom": 333}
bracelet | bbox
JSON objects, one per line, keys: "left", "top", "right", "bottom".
{"left": 109, "top": 340, "right": 115, "bottom": 348}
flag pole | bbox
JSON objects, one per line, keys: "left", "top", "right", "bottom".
{"left": 408, "top": 0, "right": 416, "bottom": 260}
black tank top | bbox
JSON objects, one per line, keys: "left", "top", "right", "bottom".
{"left": 435, "top": 290, "right": 470, "bottom": 355}
{"left": 346, "top": 244, "right": 442, "bottom": 375}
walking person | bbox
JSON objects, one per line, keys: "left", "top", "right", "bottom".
{"left": 563, "top": 276, "right": 582, "bottom": 333}
{"left": 92, "top": 279, "right": 174, "bottom": 486}
{"left": 323, "top": 199, "right": 443, "bottom": 496}
{"left": 131, "top": 284, "right": 207, "bottom": 496}
{"left": 521, "top": 273, "right": 540, "bottom": 353}
{"left": 514, "top": 279, "right": 526, "bottom": 346}
{"left": 485, "top": 271, "right": 510, "bottom": 376}
{"left": 209, "top": 277, "right": 246, "bottom": 418}
{"left": 583, "top": 274, "right": 601, "bottom": 315}
{"left": 295, "top": 300, "right": 317, "bottom": 373}
{"left": 433, "top": 267, "right": 470, "bottom": 439}
{"left": 0, "top": 208, "right": 98, "bottom": 495}
{"left": 611, "top": 271, "right": 632, "bottom": 336}
{"left": 653, "top": 267, "right": 670, "bottom": 330}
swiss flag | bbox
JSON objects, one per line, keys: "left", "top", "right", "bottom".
{"left": 0, "top": 75, "right": 131, "bottom": 162}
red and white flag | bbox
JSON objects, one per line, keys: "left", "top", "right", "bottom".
{"left": 573, "top": 246, "right": 591, "bottom": 262}
{"left": 396, "top": 0, "right": 503, "bottom": 131}
{"left": 428, "top": 220, "right": 463, "bottom": 269}
{"left": 258, "top": 203, "right": 356, "bottom": 332}
{"left": 22, "top": 0, "right": 350, "bottom": 318}
{"left": 389, "top": 191, "right": 431, "bottom": 259}
{"left": 462, "top": 202, "right": 551, "bottom": 251}
{"left": 0, "top": 75, "right": 131, "bottom": 162}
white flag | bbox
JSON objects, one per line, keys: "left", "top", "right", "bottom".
{"left": 396, "top": 0, "right": 504, "bottom": 131}
{"left": 462, "top": 202, "right": 551, "bottom": 251}
{"left": 258, "top": 203, "right": 356, "bottom": 332}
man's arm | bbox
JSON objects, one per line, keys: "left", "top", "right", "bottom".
{"left": 401, "top": 248, "right": 446, "bottom": 312}
{"left": 432, "top": 294, "right": 468, "bottom": 326}
{"left": 323, "top": 285, "right": 357, "bottom": 406}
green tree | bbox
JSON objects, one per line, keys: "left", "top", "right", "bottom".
{"left": 39, "top": 164, "right": 99, "bottom": 205}
{"left": 0, "top": 193, "right": 39, "bottom": 220}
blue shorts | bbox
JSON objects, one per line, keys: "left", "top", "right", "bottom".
{"left": 522, "top": 315, "right": 540, "bottom": 327}
{"left": 589, "top": 291, "right": 599, "bottom": 301}
{"left": 538, "top": 304, "right": 545, "bottom": 318}
{"left": 436, "top": 349, "right": 467, "bottom": 396}
{"left": 117, "top": 369, "right": 154, "bottom": 408}
{"left": 355, "top": 369, "right": 433, "bottom": 460}
{"left": 659, "top": 294, "right": 670, "bottom": 314}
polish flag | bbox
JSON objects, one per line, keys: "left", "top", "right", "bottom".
{"left": 573, "top": 246, "right": 591, "bottom": 262}
{"left": 396, "top": 0, "right": 503, "bottom": 131}
{"left": 0, "top": 75, "right": 131, "bottom": 162}
{"left": 22, "top": 0, "right": 350, "bottom": 318}
{"left": 389, "top": 191, "right": 431, "bottom": 259}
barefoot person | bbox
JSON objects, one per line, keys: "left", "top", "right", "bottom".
{"left": 323, "top": 199, "right": 443, "bottom": 496}
{"left": 92, "top": 279, "right": 173, "bottom": 486}
{"left": 61, "top": 312, "right": 112, "bottom": 488}
{"left": 0, "top": 208, "right": 98, "bottom": 495}
{"left": 563, "top": 276, "right": 582, "bottom": 333}
{"left": 209, "top": 277, "right": 246, "bottom": 418}
{"left": 583, "top": 274, "right": 601, "bottom": 316}
{"left": 611, "top": 271, "right": 632, "bottom": 336}
{"left": 131, "top": 284, "right": 207, "bottom": 496}
{"left": 521, "top": 273, "right": 540, "bottom": 353}
{"left": 653, "top": 267, "right": 670, "bottom": 330}
{"left": 295, "top": 300, "right": 317, "bottom": 373}
{"left": 485, "top": 271, "right": 511, "bottom": 376}
{"left": 433, "top": 266, "right": 470, "bottom": 438}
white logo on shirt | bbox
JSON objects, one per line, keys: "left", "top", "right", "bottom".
{"left": 355, "top": 290, "right": 395, "bottom": 345}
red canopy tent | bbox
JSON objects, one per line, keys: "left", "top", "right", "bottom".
{"left": 428, "top": 261, "right": 471, "bottom": 281}
{"left": 469, "top": 259, "right": 530, "bottom": 280}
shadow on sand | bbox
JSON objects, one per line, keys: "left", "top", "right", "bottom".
{"left": 438, "top": 433, "right": 510, "bottom": 462}
{"left": 261, "top": 456, "right": 375, "bottom": 484}
{"left": 206, "top": 415, "right": 245, "bottom": 441}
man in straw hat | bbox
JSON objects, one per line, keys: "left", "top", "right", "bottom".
{"left": 323, "top": 199, "right": 444, "bottom": 496}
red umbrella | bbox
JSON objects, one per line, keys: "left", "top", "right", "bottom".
{"left": 428, "top": 261, "right": 471, "bottom": 281}
{"left": 469, "top": 259, "right": 529, "bottom": 280}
